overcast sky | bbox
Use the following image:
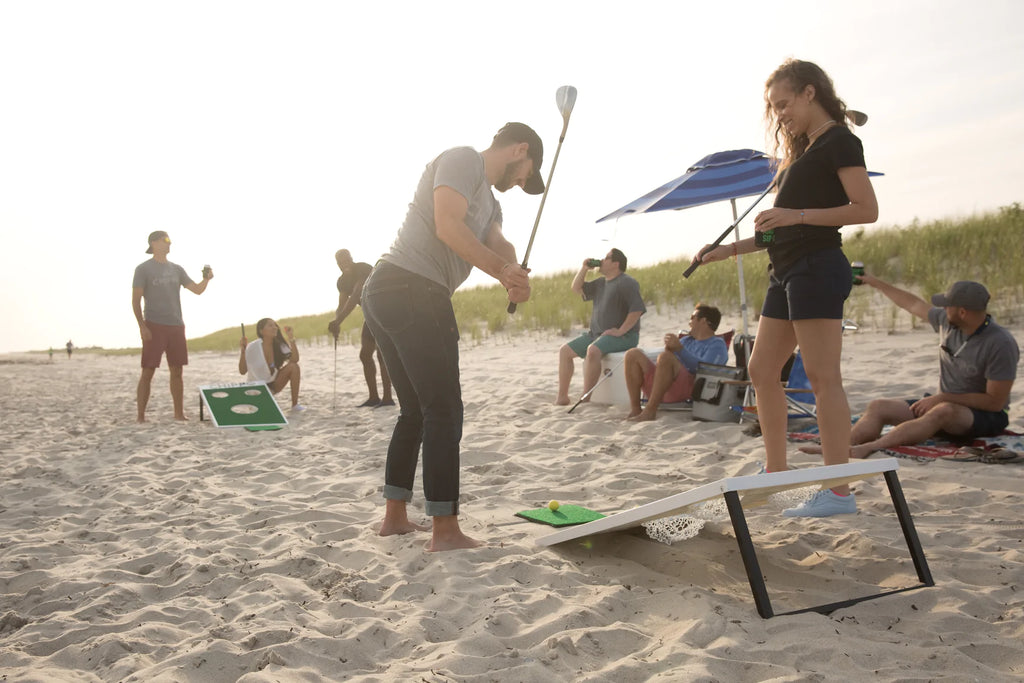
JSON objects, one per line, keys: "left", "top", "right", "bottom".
{"left": 2, "top": 0, "right": 1022, "bottom": 353}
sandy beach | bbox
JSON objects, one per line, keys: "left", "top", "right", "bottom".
{"left": 1, "top": 309, "right": 1022, "bottom": 682}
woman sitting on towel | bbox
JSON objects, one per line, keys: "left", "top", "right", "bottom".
{"left": 239, "top": 318, "right": 305, "bottom": 412}
{"left": 694, "top": 58, "right": 878, "bottom": 517}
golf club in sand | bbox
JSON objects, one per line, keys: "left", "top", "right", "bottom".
{"left": 508, "top": 85, "right": 577, "bottom": 314}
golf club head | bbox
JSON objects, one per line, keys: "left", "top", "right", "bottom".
{"left": 556, "top": 85, "right": 577, "bottom": 119}
{"left": 846, "top": 109, "right": 868, "bottom": 126}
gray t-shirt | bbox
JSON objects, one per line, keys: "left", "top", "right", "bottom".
{"left": 383, "top": 146, "right": 502, "bottom": 294}
{"left": 928, "top": 308, "right": 1019, "bottom": 410}
{"left": 132, "top": 259, "right": 195, "bottom": 326}
{"left": 582, "top": 274, "right": 646, "bottom": 337}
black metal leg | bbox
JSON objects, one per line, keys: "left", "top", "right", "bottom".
{"left": 199, "top": 395, "right": 204, "bottom": 422}
{"left": 884, "top": 470, "right": 935, "bottom": 586}
{"left": 724, "top": 491, "right": 774, "bottom": 618}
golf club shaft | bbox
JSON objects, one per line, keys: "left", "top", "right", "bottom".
{"left": 682, "top": 181, "right": 776, "bottom": 278}
{"left": 568, "top": 359, "right": 624, "bottom": 413}
{"left": 507, "top": 117, "right": 572, "bottom": 315}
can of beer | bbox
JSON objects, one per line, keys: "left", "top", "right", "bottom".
{"left": 202, "top": 264, "right": 213, "bottom": 279}
{"left": 851, "top": 261, "right": 865, "bottom": 285}
{"left": 586, "top": 258, "right": 602, "bottom": 267}
{"left": 754, "top": 229, "right": 774, "bottom": 247}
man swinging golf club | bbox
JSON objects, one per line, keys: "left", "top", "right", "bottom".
{"left": 360, "top": 122, "right": 542, "bottom": 551}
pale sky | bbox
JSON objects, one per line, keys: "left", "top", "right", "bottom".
{"left": 2, "top": 0, "right": 1022, "bottom": 354}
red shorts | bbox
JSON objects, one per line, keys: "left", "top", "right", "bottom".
{"left": 641, "top": 356, "right": 696, "bottom": 404}
{"left": 141, "top": 322, "right": 188, "bottom": 368}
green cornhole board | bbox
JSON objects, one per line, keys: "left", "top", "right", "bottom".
{"left": 199, "top": 382, "right": 288, "bottom": 428}
{"left": 515, "top": 504, "right": 605, "bottom": 527}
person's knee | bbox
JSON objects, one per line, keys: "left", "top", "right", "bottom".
{"left": 585, "top": 344, "right": 604, "bottom": 362}
{"left": 656, "top": 351, "right": 675, "bottom": 367}
{"left": 168, "top": 366, "right": 183, "bottom": 379}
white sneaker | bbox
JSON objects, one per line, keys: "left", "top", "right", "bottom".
{"left": 782, "top": 489, "right": 856, "bottom": 517}
{"left": 290, "top": 404, "right": 307, "bottom": 413}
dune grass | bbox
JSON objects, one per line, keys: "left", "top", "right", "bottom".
{"left": 90, "top": 203, "right": 1024, "bottom": 355}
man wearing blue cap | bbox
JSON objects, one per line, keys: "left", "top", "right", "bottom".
{"left": 801, "top": 275, "right": 1018, "bottom": 461}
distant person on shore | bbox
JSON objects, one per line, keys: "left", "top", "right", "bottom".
{"left": 556, "top": 249, "right": 646, "bottom": 406}
{"left": 623, "top": 303, "right": 729, "bottom": 422}
{"left": 800, "top": 277, "right": 1018, "bottom": 459}
{"left": 694, "top": 58, "right": 878, "bottom": 517}
{"left": 328, "top": 249, "right": 393, "bottom": 408}
{"left": 132, "top": 230, "right": 213, "bottom": 423}
{"left": 66, "top": 340, "right": 73, "bottom": 359}
{"left": 360, "top": 121, "right": 537, "bottom": 551}
{"left": 239, "top": 318, "right": 305, "bottom": 412}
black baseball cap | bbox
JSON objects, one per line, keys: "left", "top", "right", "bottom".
{"left": 493, "top": 122, "right": 545, "bottom": 195}
{"left": 931, "top": 281, "right": 990, "bottom": 311}
{"left": 145, "top": 230, "right": 169, "bottom": 254}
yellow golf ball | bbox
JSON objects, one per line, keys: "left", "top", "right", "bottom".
{"left": 548, "top": 500, "right": 560, "bottom": 511}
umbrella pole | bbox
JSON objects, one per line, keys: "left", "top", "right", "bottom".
{"left": 730, "top": 198, "right": 756, "bottom": 420}
{"left": 730, "top": 198, "right": 751, "bottom": 340}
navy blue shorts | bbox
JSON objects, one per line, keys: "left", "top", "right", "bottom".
{"left": 762, "top": 248, "right": 853, "bottom": 321}
{"left": 905, "top": 397, "right": 1009, "bottom": 439}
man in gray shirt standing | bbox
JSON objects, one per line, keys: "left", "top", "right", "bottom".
{"left": 801, "top": 276, "right": 1018, "bottom": 459}
{"left": 360, "top": 122, "right": 537, "bottom": 552}
{"left": 556, "top": 248, "right": 646, "bottom": 405}
{"left": 132, "top": 230, "right": 213, "bottom": 422}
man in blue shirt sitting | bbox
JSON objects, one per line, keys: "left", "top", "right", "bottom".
{"left": 624, "top": 303, "right": 729, "bottom": 421}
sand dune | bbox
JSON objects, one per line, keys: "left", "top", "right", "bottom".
{"left": 1, "top": 311, "right": 1022, "bottom": 681}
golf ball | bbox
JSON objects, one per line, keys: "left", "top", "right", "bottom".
{"left": 548, "top": 500, "right": 560, "bottom": 511}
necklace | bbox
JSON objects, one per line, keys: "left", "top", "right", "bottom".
{"left": 807, "top": 119, "right": 836, "bottom": 140}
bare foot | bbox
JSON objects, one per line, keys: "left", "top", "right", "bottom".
{"left": 379, "top": 519, "right": 431, "bottom": 536}
{"left": 627, "top": 410, "right": 657, "bottom": 423}
{"left": 798, "top": 443, "right": 877, "bottom": 459}
{"left": 850, "top": 444, "right": 877, "bottom": 459}
{"left": 555, "top": 395, "right": 570, "bottom": 406}
{"left": 137, "top": 416, "right": 146, "bottom": 424}
{"left": 625, "top": 408, "right": 642, "bottom": 419}
{"left": 378, "top": 499, "right": 431, "bottom": 536}
{"left": 174, "top": 413, "right": 189, "bottom": 422}
{"left": 426, "top": 515, "right": 482, "bottom": 552}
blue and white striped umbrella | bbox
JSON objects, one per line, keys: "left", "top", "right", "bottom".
{"left": 596, "top": 149, "right": 775, "bottom": 223}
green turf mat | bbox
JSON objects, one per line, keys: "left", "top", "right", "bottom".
{"left": 516, "top": 504, "right": 605, "bottom": 527}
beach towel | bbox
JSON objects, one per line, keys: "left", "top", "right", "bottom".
{"left": 787, "top": 428, "right": 1024, "bottom": 464}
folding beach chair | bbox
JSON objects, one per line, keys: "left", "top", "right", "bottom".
{"left": 783, "top": 352, "right": 816, "bottom": 419}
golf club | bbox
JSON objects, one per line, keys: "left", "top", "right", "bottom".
{"left": 568, "top": 359, "right": 624, "bottom": 414}
{"left": 332, "top": 336, "right": 338, "bottom": 413}
{"left": 846, "top": 109, "right": 868, "bottom": 126}
{"left": 508, "top": 84, "right": 578, "bottom": 314}
{"left": 683, "top": 181, "right": 777, "bottom": 278}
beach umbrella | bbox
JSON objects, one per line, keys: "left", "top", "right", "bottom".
{"left": 596, "top": 149, "right": 776, "bottom": 338}
{"left": 596, "top": 147, "right": 882, "bottom": 337}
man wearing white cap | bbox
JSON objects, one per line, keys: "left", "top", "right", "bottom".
{"left": 801, "top": 275, "right": 1018, "bottom": 459}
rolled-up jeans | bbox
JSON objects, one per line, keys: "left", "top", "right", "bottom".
{"left": 361, "top": 261, "right": 463, "bottom": 517}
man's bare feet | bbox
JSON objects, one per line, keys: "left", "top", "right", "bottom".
{"left": 379, "top": 518, "right": 431, "bottom": 536}
{"left": 626, "top": 409, "right": 656, "bottom": 422}
{"left": 625, "top": 408, "right": 642, "bottom": 419}
{"left": 379, "top": 499, "right": 431, "bottom": 537}
{"left": 426, "top": 516, "right": 481, "bottom": 552}
{"left": 555, "top": 395, "right": 570, "bottom": 406}
{"left": 174, "top": 413, "right": 189, "bottom": 422}
{"left": 849, "top": 444, "right": 876, "bottom": 459}
{"left": 798, "top": 443, "right": 876, "bottom": 459}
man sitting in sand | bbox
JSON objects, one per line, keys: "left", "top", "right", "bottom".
{"left": 801, "top": 277, "right": 1018, "bottom": 459}
{"left": 556, "top": 249, "right": 646, "bottom": 405}
{"left": 623, "top": 303, "right": 729, "bottom": 421}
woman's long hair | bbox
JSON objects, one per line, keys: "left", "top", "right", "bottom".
{"left": 256, "top": 318, "right": 291, "bottom": 369}
{"left": 764, "top": 59, "right": 849, "bottom": 170}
